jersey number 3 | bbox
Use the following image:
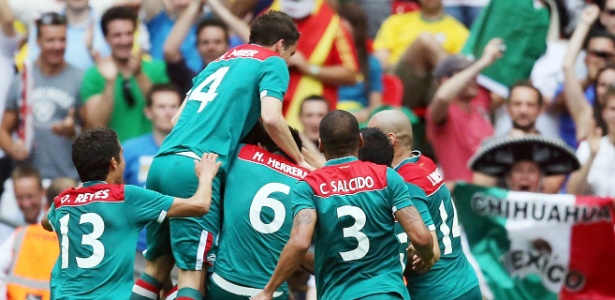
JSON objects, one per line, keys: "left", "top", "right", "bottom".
{"left": 59, "top": 213, "right": 105, "bottom": 269}
{"left": 337, "top": 205, "right": 370, "bottom": 262}
{"left": 187, "top": 66, "right": 230, "bottom": 113}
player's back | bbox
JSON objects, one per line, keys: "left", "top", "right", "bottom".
{"left": 395, "top": 154, "right": 479, "bottom": 299}
{"left": 47, "top": 182, "right": 173, "bottom": 299}
{"left": 298, "top": 157, "right": 411, "bottom": 300}
{"left": 214, "top": 144, "right": 308, "bottom": 293}
{"left": 158, "top": 44, "right": 289, "bottom": 167}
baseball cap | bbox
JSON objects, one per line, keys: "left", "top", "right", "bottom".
{"left": 433, "top": 55, "right": 474, "bottom": 79}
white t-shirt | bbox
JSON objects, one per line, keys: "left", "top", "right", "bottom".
{"left": 576, "top": 137, "right": 615, "bottom": 197}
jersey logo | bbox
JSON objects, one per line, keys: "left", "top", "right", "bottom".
{"left": 305, "top": 161, "right": 388, "bottom": 197}
{"left": 215, "top": 44, "right": 280, "bottom": 62}
{"left": 238, "top": 144, "right": 309, "bottom": 180}
{"left": 55, "top": 184, "right": 125, "bottom": 208}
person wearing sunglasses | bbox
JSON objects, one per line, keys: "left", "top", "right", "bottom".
{"left": 81, "top": 6, "right": 170, "bottom": 143}
{"left": 0, "top": 11, "right": 84, "bottom": 182}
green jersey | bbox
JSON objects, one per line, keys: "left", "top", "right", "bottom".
{"left": 47, "top": 181, "right": 174, "bottom": 299}
{"left": 158, "top": 44, "right": 289, "bottom": 170}
{"left": 395, "top": 153, "right": 479, "bottom": 299}
{"left": 213, "top": 144, "right": 309, "bottom": 294}
{"left": 292, "top": 157, "right": 413, "bottom": 300}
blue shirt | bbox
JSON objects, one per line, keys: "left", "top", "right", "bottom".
{"left": 338, "top": 55, "right": 383, "bottom": 108}
{"left": 147, "top": 12, "right": 203, "bottom": 73}
{"left": 554, "top": 83, "right": 595, "bottom": 148}
{"left": 122, "top": 133, "right": 160, "bottom": 252}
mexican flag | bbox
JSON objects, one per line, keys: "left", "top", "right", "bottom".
{"left": 453, "top": 183, "right": 615, "bottom": 300}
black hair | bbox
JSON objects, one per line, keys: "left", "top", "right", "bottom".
{"left": 509, "top": 80, "right": 543, "bottom": 106}
{"left": 35, "top": 12, "right": 67, "bottom": 38}
{"left": 584, "top": 28, "right": 615, "bottom": 50}
{"left": 196, "top": 18, "right": 230, "bottom": 44}
{"left": 72, "top": 128, "right": 122, "bottom": 182}
{"left": 299, "top": 95, "right": 330, "bottom": 115}
{"left": 319, "top": 110, "right": 360, "bottom": 157}
{"left": 146, "top": 83, "right": 182, "bottom": 107}
{"left": 249, "top": 11, "right": 300, "bottom": 48}
{"left": 242, "top": 122, "right": 303, "bottom": 154}
{"left": 358, "top": 127, "right": 394, "bottom": 167}
{"left": 101, "top": 6, "right": 138, "bottom": 37}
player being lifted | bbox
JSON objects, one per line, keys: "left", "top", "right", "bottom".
{"left": 42, "top": 128, "right": 221, "bottom": 299}
{"left": 368, "top": 110, "right": 481, "bottom": 299}
{"left": 253, "top": 110, "right": 435, "bottom": 300}
{"left": 133, "top": 11, "right": 311, "bottom": 300}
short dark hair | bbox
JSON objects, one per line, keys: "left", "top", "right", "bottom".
{"left": 299, "top": 95, "right": 330, "bottom": 116}
{"left": 101, "top": 6, "right": 138, "bottom": 36}
{"left": 249, "top": 11, "right": 300, "bottom": 48}
{"left": 36, "top": 12, "right": 67, "bottom": 38}
{"left": 358, "top": 128, "right": 394, "bottom": 167}
{"left": 242, "top": 122, "right": 303, "bottom": 153}
{"left": 508, "top": 80, "right": 543, "bottom": 106}
{"left": 584, "top": 28, "right": 615, "bottom": 50}
{"left": 319, "top": 110, "right": 360, "bottom": 157}
{"left": 196, "top": 18, "right": 230, "bottom": 44}
{"left": 146, "top": 83, "right": 182, "bottom": 107}
{"left": 11, "top": 166, "right": 43, "bottom": 190}
{"left": 72, "top": 128, "right": 122, "bottom": 182}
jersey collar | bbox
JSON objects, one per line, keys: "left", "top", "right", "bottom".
{"left": 325, "top": 156, "right": 358, "bottom": 166}
{"left": 82, "top": 180, "right": 107, "bottom": 187}
{"left": 393, "top": 150, "right": 422, "bottom": 170}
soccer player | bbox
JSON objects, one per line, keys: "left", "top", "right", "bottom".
{"left": 252, "top": 110, "right": 435, "bottom": 300}
{"left": 41, "top": 128, "right": 221, "bottom": 299}
{"left": 206, "top": 123, "right": 310, "bottom": 299}
{"left": 136, "top": 11, "right": 310, "bottom": 300}
{"left": 368, "top": 110, "right": 481, "bottom": 299}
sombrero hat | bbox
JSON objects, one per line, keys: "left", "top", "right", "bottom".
{"left": 468, "top": 135, "right": 580, "bottom": 177}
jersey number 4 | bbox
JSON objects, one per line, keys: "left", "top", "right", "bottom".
{"left": 59, "top": 213, "right": 105, "bottom": 269}
{"left": 187, "top": 66, "right": 230, "bottom": 113}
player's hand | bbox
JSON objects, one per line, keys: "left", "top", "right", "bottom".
{"left": 480, "top": 38, "right": 505, "bottom": 65}
{"left": 195, "top": 153, "right": 222, "bottom": 180}
{"left": 407, "top": 243, "right": 434, "bottom": 274}
{"left": 51, "top": 108, "right": 77, "bottom": 137}
{"left": 581, "top": 4, "right": 600, "bottom": 26}
{"left": 250, "top": 292, "right": 272, "bottom": 300}
{"left": 297, "top": 158, "right": 316, "bottom": 172}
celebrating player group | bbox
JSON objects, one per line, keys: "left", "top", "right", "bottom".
{"left": 42, "top": 11, "right": 481, "bottom": 300}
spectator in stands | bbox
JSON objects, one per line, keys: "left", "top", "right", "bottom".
{"left": 298, "top": 95, "right": 329, "bottom": 156}
{"left": 567, "top": 84, "right": 615, "bottom": 197}
{"left": 81, "top": 6, "right": 170, "bottom": 142}
{"left": 0, "top": 12, "right": 83, "bottom": 181}
{"left": 443, "top": 0, "right": 488, "bottom": 28}
{"left": 473, "top": 81, "right": 567, "bottom": 193}
{"left": 164, "top": 0, "right": 230, "bottom": 94}
{"left": 0, "top": 176, "right": 75, "bottom": 300}
{"left": 426, "top": 39, "right": 503, "bottom": 182}
{"left": 373, "top": 0, "right": 468, "bottom": 111}
{"left": 336, "top": 2, "right": 383, "bottom": 124}
{"left": 146, "top": 0, "right": 203, "bottom": 73}
{"left": 355, "top": 0, "right": 392, "bottom": 38}
{"left": 269, "top": 0, "right": 358, "bottom": 129}
{"left": 26, "top": 0, "right": 110, "bottom": 70}
{"left": 559, "top": 5, "right": 615, "bottom": 148}
{"left": 600, "top": 0, "right": 615, "bottom": 36}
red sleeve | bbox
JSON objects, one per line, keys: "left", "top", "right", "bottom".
{"left": 325, "top": 21, "right": 358, "bottom": 72}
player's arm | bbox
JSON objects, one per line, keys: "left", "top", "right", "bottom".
{"left": 41, "top": 207, "right": 53, "bottom": 232}
{"left": 254, "top": 209, "right": 317, "bottom": 300}
{"left": 395, "top": 206, "right": 434, "bottom": 274}
{"left": 171, "top": 96, "right": 188, "bottom": 126}
{"left": 300, "top": 250, "right": 315, "bottom": 275}
{"left": 261, "top": 97, "right": 312, "bottom": 170}
{"left": 167, "top": 153, "right": 222, "bottom": 217}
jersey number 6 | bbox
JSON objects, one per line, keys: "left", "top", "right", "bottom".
{"left": 249, "top": 183, "right": 290, "bottom": 234}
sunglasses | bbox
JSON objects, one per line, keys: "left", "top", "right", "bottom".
{"left": 588, "top": 49, "right": 614, "bottom": 60}
{"left": 36, "top": 13, "right": 67, "bottom": 27}
{"left": 122, "top": 78, "right": 136, "bottom": 108}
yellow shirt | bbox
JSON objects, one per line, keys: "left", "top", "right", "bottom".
{"left": 373, "top": 11, "right": 469, "bottom": 66}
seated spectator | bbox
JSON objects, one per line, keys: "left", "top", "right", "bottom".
{"left": 426, "top": 39, "right": 502, "bottom": 182}
{"left": 373, "top": 0, "right": 468, "bottom": 110}
{"left": 473, "top": 81, "right": 567, "bottom": 193}
{"left": 336, "top": 2, "right": 383, "bottom": 124}
{"left": 0, "top": 176, "right": 75, "bottom": 300}
{"left": 567, "top": 86, "right": 615, "bottom": 197}
{"left": 81, "top": 6, "right": 170, "bottom": 142}
{"left": 469, "top": 135, "right": 580, "bottom": 193}
{"left": 146, "top": 0, "right": 203, "bottom": 72}
{"left": 26, "top": 0, "right": 110, "bottom": 70}
{"left": 164, "top": 0, "right": 230, "bottom": 94}
{"left": 298, "top": 95, "right": 329, "bottom": 157}
{"left": 269, "top": 0, "right": 358, "bottom": 129}
{"left": 0, "top": 12, "right": 83, "bottom": 181}
{"left": 443, "top": 0, "right": 487, "bottom": 28}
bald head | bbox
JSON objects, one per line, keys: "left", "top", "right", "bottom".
{"left": 368, "top": 110, "right": 413, "bottom": 149}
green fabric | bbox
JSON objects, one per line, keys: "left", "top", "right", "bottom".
{"left": 80, "top": 60, "right": 169, "bottom": 142}
{"left": 177, "top": 287, "right": 202, "bottom": 300}
{"left": 205, "top": 274, "right": 289, "bottom": 300}
{"left": 461, "top": 0, "right": 549, "bottom": 90}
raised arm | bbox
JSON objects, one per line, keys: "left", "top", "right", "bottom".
{"left": 429, "top": 39, "right": 503, "bottom": 124}
{"left": 563, "top": 5, "right": 599, "bottom": 141}
{"left": 567, "top": 126, "right": 602, "bottom": 195}
{"left": 163, "top": 0, "right": 203, "bottom": 63}
{"left": 84, "top": 55, "right": 117, "bottom": 129}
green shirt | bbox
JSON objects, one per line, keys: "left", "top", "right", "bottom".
{"left": 48, "top": 181, "right": 174, "bottom": 299}
{"left": 293, "top": 157, "right": 412, "bottom": 300}
{"left": 80, "top": 60, "right": 169, "bottom": 142}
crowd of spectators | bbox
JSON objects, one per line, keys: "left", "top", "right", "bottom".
{"left": 0, "top": 0, "right": 614, "bottom": 299}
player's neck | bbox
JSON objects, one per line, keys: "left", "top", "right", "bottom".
{"left": 324, "top": 150, "right": 358, "bottom": 161}
{"left": 392, "top": 148, "right": 413, "bottom": 168}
